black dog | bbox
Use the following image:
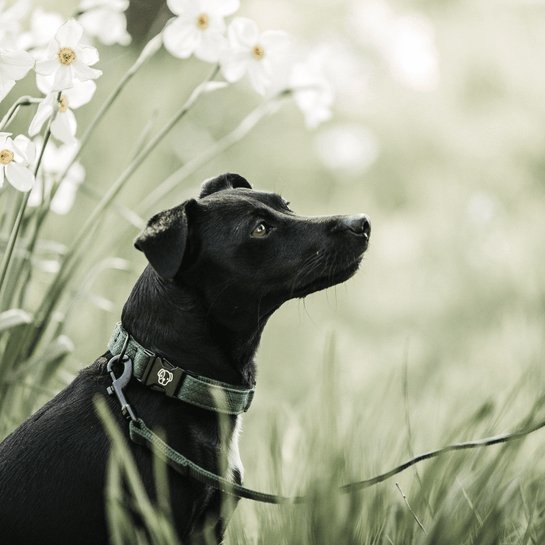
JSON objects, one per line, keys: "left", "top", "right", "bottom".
{"left": 0, "top": 173, "right": 370, "bottom": 545}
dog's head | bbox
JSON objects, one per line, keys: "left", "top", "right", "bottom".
{"left": 135, "top": 173, "right": 370, "bottom": 322}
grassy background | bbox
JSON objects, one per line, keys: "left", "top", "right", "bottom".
{"left": 3, "top": 0, "right": 545, "bottom": 542}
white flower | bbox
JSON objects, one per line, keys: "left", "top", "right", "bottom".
{"left": 28, "top": 140, "right": 84, "bottom": 214}
{"left": 18, "top": 8, "right": 64, "bottom": 51}
{"left": 221, "top": 18, "right": 289, "bottom": 95}
{"left": 0, "top": 0, "right": 30, "bottom": 49}
{"left": 29, "top": 75, "right": 96, "bottom": 144}
{"left": 35, "top": 19, "right": 102, "bottom": 91}
{"left": 163, "top": 0, "right": 239, "bottom": 63}
{"left": 0, "top": 132, "right": 35, "bottom": 192}
{"left": 0, "top": 48, "right": 34, "bottom": 102}
{"left": 290, "top": 57, "right": 334, "bottom": 129}
{"left": 78, "top": 0, "right": 131, "bottom": 47}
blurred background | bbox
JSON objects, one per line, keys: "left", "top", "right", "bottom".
{"left": 20, "top": 0, "right": 543, "bottom": 431}
{"left": 4, "top": 0, "right": 545, "bottom": 539}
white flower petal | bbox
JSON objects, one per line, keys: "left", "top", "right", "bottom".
{"left": 195, "top": 30, "right": 225, "bottom": 63}
{"left": 204, "top": 14, "right": 226, "bottom": 34}
{"left": 0, "top": 49, "right": 34, "bottom": 80}
{"left": 220, "top": 49, "right": 249, "bottom": 82}
{"left": 51, "top": 110, "right": 77, "bottom": 144}
{"left": 27, "top": 177, "right": 43, "bottom": 207}
{"left": 166, "top": 0, "right": 193, "bottom": 16}
{"left": 260, "top": 30, "right": 290, "bottom": 55}
{"left": 228, "top": 18, "right": 259, "bottom": 49}
{"left": 12, "top": 134, "right": 33, "bottom": 164}
{"left": 79, "top": 10, "right": 131, "bottom": 47}
{"left": 41, "top": 141, "right": 78, "bottom": 172}
{"left": 205, "top": 0, "right": 239, "bottom": 16}
{"left": 0, "top": 80, "right": 15, "bottom": 102}
{"left": 36, "top": 72, "right": 54, "bottom": 94}
{"left": 0, "top": 167, "right": 4, "bottom": 189}
{"left": 35, "top": 58, "right": 58, "bottom": 76}
{"left": 2, "top": 0, "right": 31, "bottom": 27}
{"left": 163, "top": 18, "right": 200, "bottom": 59}
{"left": 28, "top": 99, "right": 54, "bottom": 136}
{"left": 248, "top": 63, "right": 271, "bottom": 95}
{"left": 291, "top": 60, "right": 334, "bottom": 129}
{"left": 5, "top": 162, "right": 35, "bottom": 192}
{"left": 51, "top": 182, "right": 77, "bottom": 214}
{"left": 77, "top": 11, "right": 104, "bottom": 38}
{"left": 52, "top": 64, "right": 73, "bottom": 91}
{"left": 42, "top": 39, "right": 58, "bottom": 57}
{"left": 56, "top": 19, "right": 83, "bottom": 48}
{"left": 28, "top": 8, "right": 64, "bottom": 48}
{"left": 76, "top": 45, "right": 99, "bottom": 67}
{"left": 71, "top": 59, "right": 102, "bottom": 82}
{"left": 20, "top": 136, "right": 36, "bottom": 164}
{"left": 67, "top": 161, "right": 85, "bottom": 185}
{"left": 81, "top": 0, "right": 128, "bottom": 9}
{"left": 0, "top": 133, "right": 13, "bottom": 149}
{"left": 64, "top": 79, "right": 95, "bottom": 108}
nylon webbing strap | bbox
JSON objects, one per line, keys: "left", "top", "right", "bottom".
{"left": 129, "top": 415, "right": 545, "bottom": 505}
{"left": 108, "top": 323, "right": 255, "bottom": 415}
{"left": 129, "top": 418, "right": 304, "bottom": 504}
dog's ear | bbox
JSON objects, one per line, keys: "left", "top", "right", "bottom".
{"left": 199, "top": 172, "right": 252, "bottom": 198}
{"left": 134, "top": 200, "right": 194, "bottom": 279}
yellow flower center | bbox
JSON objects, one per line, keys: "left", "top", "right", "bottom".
{"left": 57, "top": 47, "right": 76, "bottom": 65}
{"left": 196, "top": 13, "right": 209, "bottom": 30}
{"left": 58, "top": 95, "right": 69, "bottom": 113}
{"left": 252, "top": 44, "right": 265, "bottom": 61}
{"left": 0, "top": 149, "right": 14, "bottom": 165}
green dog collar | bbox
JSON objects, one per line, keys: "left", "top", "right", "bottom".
{"left": 107, "top": 322, "right": 255, "bottom": 415}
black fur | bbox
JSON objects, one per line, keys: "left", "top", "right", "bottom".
{"left": 0, "top": 174, "right": 371, "bottom": 544}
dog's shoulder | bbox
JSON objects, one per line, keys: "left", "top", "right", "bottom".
{"left": 77, "top": 352, "right": 110, "bottom": 383}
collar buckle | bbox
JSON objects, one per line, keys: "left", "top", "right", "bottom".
{"left": 140, "top": 355, "right": 186, "bottom": 398}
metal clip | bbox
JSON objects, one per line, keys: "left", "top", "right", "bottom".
{"left": 106, "top": 354, "right": 137, "bottom": 421}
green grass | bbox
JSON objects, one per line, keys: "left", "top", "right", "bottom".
{"left": 93, "top": 341, "right": 545, "bottom": 545}
{"left": 2, "top": 0, "right": 545, "bottom": 542}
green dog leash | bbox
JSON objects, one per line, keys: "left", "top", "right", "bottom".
{"left": 106, "top": 329, "right": 545, "bottom": 505}
{"left": 128, "top": 417, "right": 305, "bottom": 504}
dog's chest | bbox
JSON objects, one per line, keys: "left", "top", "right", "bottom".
{"left": 227, "top": 415, "right": 244, "bottom": 481}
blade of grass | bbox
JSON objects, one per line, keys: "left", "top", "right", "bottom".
{"left": 0, "top": 309, "right": 32, "bottom": 332}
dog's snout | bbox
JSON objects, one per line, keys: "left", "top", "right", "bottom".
{"left": 337, "top": 214, "right": 371, "bottom": 238}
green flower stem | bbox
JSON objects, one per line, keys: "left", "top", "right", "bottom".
{"left": 0, "top": 186, "right": 19, "bottom": 234}
{"left": 28, "top": 66, "right": 221, "bottom": 352}
{"left": 140, "top": 90, "right": 291, "bottom": 213}
{"left": 23, "top": 34, "right": 162, "bottom": 279}
{"left": 50, "top": 33, "right": 164, "bottom": 204}
{"left": 100, "top": 91, "right": 291, "bottom": 272}
{"left": 0, "top": 110, "right": 57, "bottom": 303}
{"left": 78, "top": 184, "right": 145, "bottom": 229}
{"left": 0, "top": 96, "right": 41, "bottom": 132}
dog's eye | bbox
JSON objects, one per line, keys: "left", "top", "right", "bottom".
{"left": 251, "top": 222, "right": 270, "bottom": 238}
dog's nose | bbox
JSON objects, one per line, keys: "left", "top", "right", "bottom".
{"left": 339, "top": 214, "right": 371, "bottom": 238}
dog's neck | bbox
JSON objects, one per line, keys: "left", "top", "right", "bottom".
{"left": 120, "top": 266, "right": 262, "bottom": 388}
